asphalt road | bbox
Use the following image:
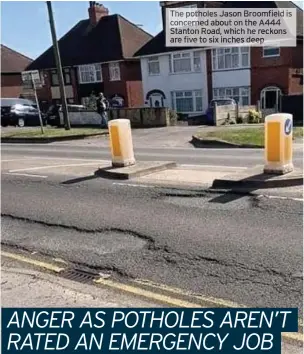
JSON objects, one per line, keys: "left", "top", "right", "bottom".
{"left": 2, "top": 142, "right": 303, "bottom": 168}
{"left": 1, "top": 168, "right": 303, "bottom": 314}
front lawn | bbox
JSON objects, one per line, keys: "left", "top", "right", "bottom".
{"left": 1, "top": 127, "right": 107, "bottom": 139}
{"left": 195, "top": 127, "right": 303, "bottom": 147}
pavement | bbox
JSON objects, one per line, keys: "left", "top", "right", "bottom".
{"left": 2, "top": 255, "right": 301, "bottom": 353}
{"left": 2, "top": 254, "right": 156, "bottom": 307}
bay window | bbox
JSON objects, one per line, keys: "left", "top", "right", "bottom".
{"left": 171, "top": 90, "right": 203, "bottom": 113}
{"left": 169, "top": 51, "right": 201, "bottom": 74}
{"left": 78, "top": 64, "right": 102, "bottom": 84}
{"left": 109, "top": 62, "right": 120, "bottom": 81}
{"left": 212, "top": 47, "right": 249, "bottom": 70}
{"left": 148, "top": 57, "right": 160, "bottom": 75}
{"left": 213, "top": 87, "right": 250, "bottom": 106}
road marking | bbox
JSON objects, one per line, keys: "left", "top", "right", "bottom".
{"left": 179, "top": 164, "right": 246, "bottom": 170}
{"left": 1, "top": 251, "right": 65, "bottom": 273}
{"left": 4, "top": 172, "right": 48, "bottom": 178}
{"left": 112, "top": 182, "right": 154, "bottom": 188}
{"left": 94, "top": 277, "right": 201, "bottom": 308}
{"left": 2, "top": 159, "right": 36, "bottom": 162}
{"left": 2, "top": 157, "right": 106, "bottom": 162}
{"left": 256, "top": 195, "right": 303, "bottom": 202}
{"left": 8, "top": 162, "right": 101, "bottom": 173}
{"left": 133, "top": 279, "right": 244, "bottom": 308}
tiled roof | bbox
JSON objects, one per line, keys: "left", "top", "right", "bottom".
{"left": 1, "top": 45, "right": 32, "bottom": 73}
{"left": 135, "top": 1, "right": 303, "bottom": 57}
{"left": 27, "top": 14, "right": 152, "bottom": 70}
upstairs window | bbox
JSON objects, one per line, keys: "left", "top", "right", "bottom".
{"left": 183, "top": 4, "right": 197, "bottom": 8}
{"left": 212, "top": 47, "right": 249, "bottom": 70}
{"left": 63, "top": 68, "right": 71, "bottom": 84}
{"left": 78, "top": 64, "right": 102, "bottom": 84}
{"left": 109, "top": 62, "right": 121, "bottom": 81}
{"left": 50, "top": 70, "right": 59, "bottom": 86}
{"left": 169, "top": 51, "right": 201, "bottom": 74}
{"left": 50, "top": 68, "right": 71, "bottom": 86}
{"left": 148, "top": 57, "right": 160, "bottom": 75}
{"left": 263, "top": 47, "right": 280, "bottom": 58}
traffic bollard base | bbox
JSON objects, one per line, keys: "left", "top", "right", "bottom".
{"left": 112, "top": 160, "right": 136, "bottom": 168}
{"left": 264, "top": 163, "right": 294, "bottom": 175}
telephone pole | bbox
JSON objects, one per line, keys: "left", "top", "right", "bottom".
{"left": 46, "top": 1, "right": 70, "bottom": 130}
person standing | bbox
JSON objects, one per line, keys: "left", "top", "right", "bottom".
{"left": 96, "top": 92, "right": 109, "bottom": 128}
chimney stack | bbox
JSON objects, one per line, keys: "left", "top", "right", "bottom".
{"left": 88, "top": 2, "right": 109, "bottom": 26}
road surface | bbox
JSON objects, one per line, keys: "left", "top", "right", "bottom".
{"left": 1, "top": 147, "right": 302, "bottom": 316}
{"left": 2, "top": 142, "right": 303, "bottom": 169}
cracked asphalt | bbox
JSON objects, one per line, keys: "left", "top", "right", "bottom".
{"left": 1, "top": 172, "right": 303, "bottom": 316}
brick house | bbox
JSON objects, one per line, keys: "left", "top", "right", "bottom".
{"left": 135, "top": 1, "right": 303, "bottom": 116}
{"left": 26, "top": 2, "right": 152, "bottom": 108}
{"left": 1, "top": 45, "right": 33, "bottom": 98}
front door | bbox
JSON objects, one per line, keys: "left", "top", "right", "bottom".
{"left": 150, "top": 94, "right": 163, "bottom": 107}
{"left": 261, "top": 87, "right": 281, "bottom": 111}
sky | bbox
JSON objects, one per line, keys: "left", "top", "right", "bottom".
{"left": 1, "top": 0, "right": 303, "bottom": 60}
{"left": 1, "top": 1, "right": 162, "bottom": 59}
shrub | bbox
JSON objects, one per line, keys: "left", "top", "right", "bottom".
{"left": 247, "top": 109, "right": 262, "bottom": 124}
{"left": 169, "top": 110, "right": 178, "bottom": 125}
{"left": 236, "top": 116, "right": 244, "bottom": 124}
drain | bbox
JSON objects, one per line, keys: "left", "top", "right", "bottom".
{"left": 60, "top": 268, "right": 99, "bottom": 284}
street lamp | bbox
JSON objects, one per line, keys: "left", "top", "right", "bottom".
{"left": 46, "top": 1, "right": 71, "bottom": 130}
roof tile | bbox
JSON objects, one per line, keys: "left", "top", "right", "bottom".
{"left": 27, "top": 14, "right": 152, "bottom": 71}
{"left": 1, "top": 45, "right": 32, "bottom": 73}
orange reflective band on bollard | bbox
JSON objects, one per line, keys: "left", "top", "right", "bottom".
{"left": 264, "top": 113, "right": 293, "bottom": 175}
{"left": 108, "top": 119, "right": 136, "bottom": 167}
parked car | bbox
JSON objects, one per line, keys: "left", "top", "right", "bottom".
{"left": 0, "top": 98, "right": 47, "bottom": 127}
{"left": 206, "top": 98, "right": 237, "bottom": 125}
{"left": 46, "top": 104, "right": 86, "bottom": 126}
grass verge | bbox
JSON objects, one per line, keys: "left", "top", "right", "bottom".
{"left": 195, "top": 127, "right": 303, "bottom": 147}
{"left": 1, "top": 127, "right": 107, "bottom": 139}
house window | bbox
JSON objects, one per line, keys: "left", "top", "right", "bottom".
{"left": 171, "top": 90, "right": 203, "bottom": 113}
{"left": 50, "top": 69, "right": 71, "bottom": 86}
{"left": 183, "top": 4, "right": 197, "bottom": 8}
{"left": 148, "top": 57, "right": 160, "bottom": 75}
{"left": 64, "top": 68, "right": 71, "bottom": 84}
{"left": 109, "top": 62, "right": 120, "bottom": 81}
{"left": 213, "top": 87, "right": 250, "bottom": 106}
{"left": 263, "top": 47, "right": 280, "bottom": 58}
{"left": 50, "top": 70, "right": 59, "bottom": 86}
{"left": 78, "top": 64, "right": 102, "bottom": 84}
{"left": 212, "top": 47, "right": 249, "bottom": 70}
{"left": 169, "top": 51, "right": 201, "bottom": 74}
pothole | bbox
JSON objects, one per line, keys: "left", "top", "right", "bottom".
{"left": 161, "top": 196, "right": 252, "bottom": 210}
{"left": 1, "top": 216, "right": 148, "bottom": 256}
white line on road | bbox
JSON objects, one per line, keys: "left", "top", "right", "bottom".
{"left": 8, "top": 162, "right": 103, "bottom": 173}
{"left": 2, "top": 157, "right": 106, "bottom": 162}
{"left": 256, "top": 195, "right": 303, "bottom": 202}
{"left": 179, "top": 164, "right": 246, "bottom": 170}
{"left": 4, "top": 173, "right": 48, "bottom": 178}
{"left": 112, "top": 182, "right": 154, "bottom": 188}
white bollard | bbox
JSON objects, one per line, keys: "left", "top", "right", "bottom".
{"left": 264, "top": 113, "right": 293, "bottom": 174}
{"left": 108, "top": 119, "right": 136, "bottom": 167}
